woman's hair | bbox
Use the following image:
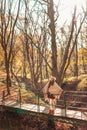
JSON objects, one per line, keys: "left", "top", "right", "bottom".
{"left": 48, "top": 79, "right": 54, "bottom": 88}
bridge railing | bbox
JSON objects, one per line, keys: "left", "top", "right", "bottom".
{"left": 0, "top": 88, "right": 45, "bottom": 108}
{"left": 55, "top": 91, "right": 87, "bottom": 120}
{"left": 62, "top": 91, "right": 87, "bottom": 109}
{"left": 0, "top": 89, "right": 87, "bottom": 108}
{"left": 0, "top": 88, "right": 87, "bottom": 120}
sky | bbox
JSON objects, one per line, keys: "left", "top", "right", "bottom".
{"left": 53, "top": 0, "right": 87, "bottom": 25}
{"left": 2, "top": 0, "right": 86, "bottom": 27}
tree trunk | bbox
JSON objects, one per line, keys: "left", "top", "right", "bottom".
{"left": 48, "top": 0, "right": 58, "bottom": 78}
{"left": 6, "top": 68, "right": 11, "bottom": 95}
{"left": 74, "top": 40, "right": 78, "bottom": 77}
{"left": 5, "top": 52, "right": 11, "bottom": 95}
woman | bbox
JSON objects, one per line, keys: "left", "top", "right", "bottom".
{"left": 42, "top": 76, "right": 63, "bottom": 115}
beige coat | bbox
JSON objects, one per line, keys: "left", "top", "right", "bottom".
{"left": 42, "top": 81, "right": 63, "bottom": 100}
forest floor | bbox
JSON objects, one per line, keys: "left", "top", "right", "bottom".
{"left": 0, "top": 110, "right": 87, "bottom": 130}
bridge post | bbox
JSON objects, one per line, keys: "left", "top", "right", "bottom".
{"left": 61, "top": 94, "right": 67, "bottom": 117}
{"left": 37, "top": 90, "right": 40, "bottom": 112}
{"left": 81, "top": 111, "right": 87, "bottom": 120}
{"left": 19, "top": 88, "right": 21, "bottom": 108}
{"left": 2, "top": 91, "right": 5, "bottom": 105}
{"left": 64, "top": 94, "right": 67, "bottom": 116}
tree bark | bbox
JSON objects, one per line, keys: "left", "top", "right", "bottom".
{"left": 4, "top": 51, "right": 11, "bottom": 95}
{"left": 48, "top": 0, "right": 58, "bottom": 77}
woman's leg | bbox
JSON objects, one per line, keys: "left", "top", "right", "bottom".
{"left": 49, "top": 99, "right": 55, "bottom": 115}
{"left": 51, "top": 99, "right": 56, "bottom": 114}
{"left": 49, "top": 99, "right": 53, "bottom": 114}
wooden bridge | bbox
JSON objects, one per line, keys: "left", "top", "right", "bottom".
{"left": 0, "top": 88, "right": 87, "bottom": 126}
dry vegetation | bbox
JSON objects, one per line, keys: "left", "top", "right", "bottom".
{"left": 62, "top": 74, "right": 87, "bottom": 91}
{"left": 0, "top": 110, "right": 86, "bottom": 130}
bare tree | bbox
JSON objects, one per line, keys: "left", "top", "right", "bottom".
{"left": 6, "top": 0, "right": 86, "bottom": 90}
{"left": 40, "top": 0, "right": 87, "bottom": 85}
{"left": 0, "top": 0, "right": 21, "bottom": 94}
{"left": 47, "top": 0, "right": 58, "bottom": 78}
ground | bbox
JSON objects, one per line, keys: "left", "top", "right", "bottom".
{"left": 0, "top": 110, "right": 87, "bottom": 130}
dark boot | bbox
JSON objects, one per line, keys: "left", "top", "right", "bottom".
{"left": 49, "top": 109, "right": 51, "bottom": 114}
{"left": 51, "top": 109, "right": 54, "bottom": 115}
{"left": 49, "top": 109, "right": 54, "bottom": 115}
